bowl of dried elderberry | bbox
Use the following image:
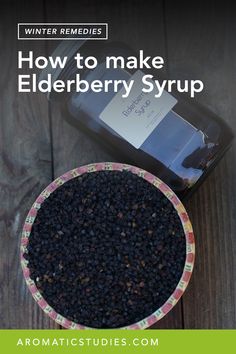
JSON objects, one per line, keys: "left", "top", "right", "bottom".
{"left": 21, "top": 162, "right": 195, "bottom": 329}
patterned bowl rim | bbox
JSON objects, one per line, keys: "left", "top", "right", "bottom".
{"left": 20, "top": 162, "right": 195, "bottom": 330}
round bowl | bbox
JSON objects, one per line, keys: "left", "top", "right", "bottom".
{"left": 20, "top": 162, "right": 195, "bottom": 329}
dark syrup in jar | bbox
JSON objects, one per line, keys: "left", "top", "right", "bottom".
{"left": 43, "top": 40, "right": 233, "bottom": 199}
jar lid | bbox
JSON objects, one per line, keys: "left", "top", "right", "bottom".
{"left": 39, "top": 39, "right": 87, "bottom": 100}
{"left": 39, "top": 39, "right": 134, "bottom": 100}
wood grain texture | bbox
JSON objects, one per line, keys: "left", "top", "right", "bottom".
{"left": 1, "top": 0, "right": 235, "bottom": 330}
{"left": 0, "top": 1, "right": 58, "bottom": 328}
{"left": 45, "top": 0, "right": 183, "bottom": 329}
{"left": 165, "top": 0, "right": 236, "bottom": 328}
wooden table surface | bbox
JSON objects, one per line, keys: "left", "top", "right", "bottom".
{"left": 0, "top": 0, "right": 235, "bottom": 329}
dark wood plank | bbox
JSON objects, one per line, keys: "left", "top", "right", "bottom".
{"left": 165, "top": 0, "right": 236, "bottom": 328}
{"left": 0, "top": 1, "right": 58, "bottom": 328}
{"left": 45, "top": 0, "right": 183, "bottom": 329}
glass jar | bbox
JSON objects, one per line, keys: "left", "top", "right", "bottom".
{"left": 40, "top": 40, "right": 234, "bottom": 199}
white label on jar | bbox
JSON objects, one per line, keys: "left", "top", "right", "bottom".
{"left": 99, "top": 70, "right": 177, "bottom": 149}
